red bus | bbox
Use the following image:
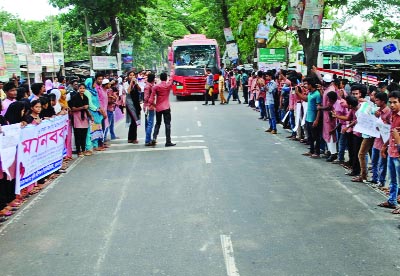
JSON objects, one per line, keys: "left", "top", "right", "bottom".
{"left": 168, "top": 34, "right": 221, "bottom": 99}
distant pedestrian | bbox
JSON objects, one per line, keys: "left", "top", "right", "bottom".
{"left": 203, "top": 68, "right": 215, "bottom": 105}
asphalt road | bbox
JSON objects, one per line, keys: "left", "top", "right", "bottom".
{"left": 1, "top": 94, "right": 400, "bottom": 276}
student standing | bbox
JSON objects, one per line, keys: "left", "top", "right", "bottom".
{"left": 149, "top": 71, "right": 176, "bottom": 147}
{"left": 379, "top": 91, "right": 400, "bottom": 211}
{"left": 70, "top": 84, "right": 93, "bottom": 157}
{"left": 126, "top": 71, "right": 141, "bottom": 144}
{"left": 144, "top": 73, "right": 156, "bottom": 146}
{"left": 203, "top": 68, "right": 215, "bottom": 105}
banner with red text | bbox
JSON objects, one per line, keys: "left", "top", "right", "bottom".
{"left": 16, "top": 115, "right": 68, "bottom": 194}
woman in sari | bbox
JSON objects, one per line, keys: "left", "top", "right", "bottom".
{"left": 126, "top": 71, "right": 142, "bottom": 143}
{"left": 84, "top": 78, "right": 104, "bottom": 152}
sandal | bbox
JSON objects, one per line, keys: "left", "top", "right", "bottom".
{"left": 351, "top": 176, "right": 364, "bottom": 182}
{"left": 392, "top": 207, "right": 400, "bottom": 214}
{"left": 378, "top": 201, "right": 397, "bottom": 209}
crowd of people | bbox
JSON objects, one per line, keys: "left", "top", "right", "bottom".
{"left": 0, "top": 69, "right": 176, "bottom": 224}
{"left": 223, "top": 66, "right": 400, "bottom": 214}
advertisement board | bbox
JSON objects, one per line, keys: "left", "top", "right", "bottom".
{"left": 365, "top": 41, "right": 400, "bottom": 64}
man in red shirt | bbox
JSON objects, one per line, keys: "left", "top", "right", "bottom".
{"left": 149, "top": 72, "right": 176, "bottom": 147}
{"left": 379, "top": 91, "right": 400, "bottom": 211}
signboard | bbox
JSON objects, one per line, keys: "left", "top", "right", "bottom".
{"left": 226, "top": 43, "right": 239, "bottom": 60}
{"left": 16, "top": 115, "right": 68, "bottom": 194}
{"left": 365, "top": 41, "right": 400, "bottom": 64}
{"left": 119, "top": 41, "right": 133, "bottom": 55}
{"left": 223, "top": 28, "right": 235, "bottom": 42}
{"left": 258, "top": 48, "right": 287, "bottom": 63}
{"left": 28, "top": 55, "right": 42, "bottom": 73}
{"left": 0, "top": 48, "right": 6, "bottom": 80}
{"left": 37, "top": 52, "right": 64, "bottom": 66}
{"left": 92, "top": 56, "right": 118, "bottom": 70}
{"left": 5, "top": 54, "right": 20, "bottom": 77}
{"left": 0, "top": 31, "right": 18, "bottom": 54}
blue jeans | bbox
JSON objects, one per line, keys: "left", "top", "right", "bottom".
{"left": 387, "top": 156, "right": 400, "bottom": 205}
{"left": 145, "top": 110, "right": 155, "bottom": 143}
{"left": 104, "top": 110, "right": 116, "bottom": 140}
{"left": 337, "top": 132, "right": 347, "bottom": 161}
{"left": 266, "top": 104, "right": 276, "bottom": 130}
{"left": 227, "top": 87, "right": 234, "bottom": 102}
{"left": 258, "top": 98, "right": 266, "bottom": 119}
{"left": 371, "top": 147, "right": 387, "bottom": 184}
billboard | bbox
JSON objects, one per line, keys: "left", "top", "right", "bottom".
{"left": 365, "top": 41, "right": 400, "bottom": 64}
{"left": 92, "top": 56, "right": 118, "bottom": 70}
{"left": 258, "top": 48, "right": 287, "bottom": 63}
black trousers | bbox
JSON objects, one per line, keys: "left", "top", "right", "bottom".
{"left": 242, "top": 86, "right": 248, "bottom": 103}
{"left": 351, "top": 134, "right": 363, "bottom": 175}
{"left": 306, "top": 121, "right": 322, "bottom": 155}
{"left": 153, "top": 109, "right": 172, "bottom": 143}
{"left": 74, "top": 128, "right": 88, "bottom": 153}
{"left": 0, "top": 174, "right": 15, "bottom": 209}
{"left": 128, "top": 121, "right": 138, "bottom": 141}
{"left": 204, "top": 88, "right": 215, "bottom": 104}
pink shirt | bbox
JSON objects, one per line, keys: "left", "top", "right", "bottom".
{"left": 1, "top": 98, "right": 16, "bottom": 116}
{"left": 143, "top": 82, "right": 155, "bottom": 111}
{"left": 373, "top": 106, "right": 391, "bottom": 150}
{"left": 334, "top": 99, "right": 348, "bottom": 125}
{"left": 230, "top": 76, "right": 237, "bottom": 89}
{"left": 149, "top": 79, "right": 173, "bottom": 112}
{"left": 389, "top": 111, "right": 400, "bottom": 158}
{"left": 289, "top": 87, "right": 301, "bottom": 109}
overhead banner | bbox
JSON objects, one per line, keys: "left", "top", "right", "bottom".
{"left": 258, "top": 48, "right": 287, "bottom": 63}
{"left": 16, "top": 115, "right": 68, "bottom": 194}
{"left": 223, "top": 28, "right": 235, "bottom": 42}
{"left": 0, "top": 31, "right": 18, "bottom": 54}
{"left": 89, "top": 27, "right": 116, "bottom": 48}
{"left": 365, "top": 41, "right": 400, "bottom": 64}
{"left": 5, "top": 54, "right": 21, "bottom": 77}
{"left": 301, "top": 0, "right": 324, "bottom": 29}
{"left": 92, "top": 56, "right": 118, "bottom": 70}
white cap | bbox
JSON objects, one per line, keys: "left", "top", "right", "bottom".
{"left": 323, "top": 74, "right": 333, "bottom": 83}
{"left": 102, "top": 79, "right": 110, "bottom": 85}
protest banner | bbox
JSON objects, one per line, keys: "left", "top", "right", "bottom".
{"left": 376, "top": 118, "right": 390, "bottom": 143}
{"left": 223, "top": 28, "right": 235, "bottom": 42}
{"left": 0, "top": 123, "right": 21, "bottom": 178}
{"left": 353, "top": 112, "right": 380, "bottom": 138}
{"left": 16, "top": 115, "right": 68, "bottom": 194}
{"left": 288, "top": 0, "right": 305, "bottom": 30}
{"left": 0, "top": 31, "right": 18, "bottom": 54}
{"left": 365, "top": 41, "right": 400, "bottom": 65}
{"left": 92, "top": 56, "right": 118, "bottom": 70}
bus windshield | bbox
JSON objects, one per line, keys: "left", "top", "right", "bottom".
{"left": 174, "top": 45, "right": 217, "bottom": 69}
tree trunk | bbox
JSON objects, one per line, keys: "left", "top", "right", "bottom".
{"left": 221, "top": 0, "right": 230, "bottom": 28}
{"left": 297, "top": 29, "right": 320, "bottom": 76}
{"left": 110, "top": 15, "right": 119, "bottom": 55}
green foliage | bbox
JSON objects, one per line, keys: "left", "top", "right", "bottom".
{"left": 349, "top": 0, "right": 400, "bottom": 39}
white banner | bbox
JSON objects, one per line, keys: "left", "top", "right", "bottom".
{"left": 92, "top": 56, "right": 118, "bottom": 70}
{"left": 16, "top": 115, "right": 68, "bottom": 194}
{"left": 353, "top": 112, "right": 380, "bottom": 138}
{"left": 37, "top": 52, "right": 65, "bottom": 66}
{"left": 0, "top": 123, "right": 21, "bottom": 178}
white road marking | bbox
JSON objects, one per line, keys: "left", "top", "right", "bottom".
{"left": 111, "top": 135, "right": 204, "bottom": 142}
{"left": 220, "top": 235, "right": 240, "bottom": 276}
{"left": 352, "top": 194, "right": 370, "bottom": 209}
{"left": 333, "top": 180, "right": 353, "bottom": 194}
{"left": 197, "top": 121, "right": 202, "bottom": 127}
{"left": 203, "top": 148, "right": 212, "bottom": 164}
{"left": 110, "top": 140, "right": 205, "bottom": 147}
{"left": 101, "top": 146, "right": 208, "bottom": 154}
{"left": 0, "top": 157, "right": 85, "bottom": 235}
